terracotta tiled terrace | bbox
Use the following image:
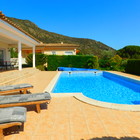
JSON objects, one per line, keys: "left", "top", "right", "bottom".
{"left": 3, "top": 71, "right": 140, "bottom": 140}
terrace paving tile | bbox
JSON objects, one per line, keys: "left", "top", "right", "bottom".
{"left": 7, "top": 134, "right": 32, "bottom": 140}
{"left": 88, "top": 123, "right": 107, "bottom": 134}
{"left": 50, "top": 134, "right": 71, "bottom": 140}
{"left": 103, "top": 123, "right": 125, "bottom": 135}
{"left": 2, "top": 71, "right": 140, "bottom": 140}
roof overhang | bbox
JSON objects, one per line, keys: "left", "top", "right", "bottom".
{"left": 35, "top": 43, "right": 79, "bottom": 51}
{"left": 0, "top": 11, "right": 40, "bottom": 48}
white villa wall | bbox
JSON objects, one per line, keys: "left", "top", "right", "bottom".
{"left": 43, "top": 50, "right": 76, "bottom": 55}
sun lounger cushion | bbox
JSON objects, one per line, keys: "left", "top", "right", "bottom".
{"left": 0, "top": 92, "right": 51, "bottom": 104}
{"left": 0, "top": 83, "right": 33, "bottom": 91}
{"left": 13, "top": 83, "right": 33, "bottom": 89}
{"left": 0, "top": 107, "right": 26, "bottom": 124}
{"left": 0, "top": 86, "right": 15, "bottom": 91}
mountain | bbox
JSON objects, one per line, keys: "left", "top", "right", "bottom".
{"left": 7, "top": 17, "right": 115, "bottom": 57}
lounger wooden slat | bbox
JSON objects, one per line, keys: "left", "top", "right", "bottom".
{"left": 0, "top": 87, "right": 33, "bottom": 95}
{"left": 0, "top": 100, "right": 50, "bottom": 113}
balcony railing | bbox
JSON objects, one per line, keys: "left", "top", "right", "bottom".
{"left": 0, "top": 61, "right": 16, "bottom": 71}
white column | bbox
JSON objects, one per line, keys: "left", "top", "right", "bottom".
{"left": 18, "top": 41, "right": 22, "bottom": 70}
{"left": 74, "top": 49, "right": 77, "bottom": 55}
{"left": 33, "top": 46, "right": 35, "bottom": 68}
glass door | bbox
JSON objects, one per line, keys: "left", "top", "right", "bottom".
{"left": 0, "top": 50, "right": 4, "bottom": 65}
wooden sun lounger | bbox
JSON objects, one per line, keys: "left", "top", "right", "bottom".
{"left": 0, "top": 92, "right": 51, "bottom": 113}
{"left": 0, "top": 107, "right": 26, "bottom": 140}
{"left": 0, "top": 83, "right": 33, "bottom": 94}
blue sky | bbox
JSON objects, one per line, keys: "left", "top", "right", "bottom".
{"left": 1, "top": 0, "right": 140, "bottom": 50}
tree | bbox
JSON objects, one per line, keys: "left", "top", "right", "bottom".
{"left": 109, "top": 55, "right": 122, "bottom": 70}
{"left": 10, "top": 48, "right": 18, "bottom": 58}
{"left": 101, "top": 50, "right": 116, "bottom": 59}
{"left": 117, "top": 45, "right": 140, "bottom": 59}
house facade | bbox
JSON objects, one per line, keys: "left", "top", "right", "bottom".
{"left": 0, "top": 11, "right": 40, "bottom": 70}
{"left": 22, "top": 43, "right": 79, "bottom": 57}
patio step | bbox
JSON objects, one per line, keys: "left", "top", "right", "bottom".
{"left": 0, "top": 68, "right": 40, "bottom": 86}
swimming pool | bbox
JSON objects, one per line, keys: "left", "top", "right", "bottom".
{"left": 52, "top": 71, "right": 140, "bottom": 105}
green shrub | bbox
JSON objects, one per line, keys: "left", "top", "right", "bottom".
{"left": 86, "top": 56, "right": 99, "bottom": 69}
{"left": 26, "top": 53, "right": 47, "bottom": 66}
{"left": 22, "top": 64, "right": 31, "bottom": 68}
{"left": 125, "top": 59, "right": 140, "bottom": 75}
{"left": 99, "top": 55, "right": 123, "bottom": 71}
{"left": 119, "top": 59, "right": 128, "bottom": 72}
{"left": 36, "top": 65, "right": 46, "bottom": 71}
{"left": 47, "top": 55, "right": 99, "bottom": 71}
{"left": 99, "top": 59, "right": 110, "bottom": 69}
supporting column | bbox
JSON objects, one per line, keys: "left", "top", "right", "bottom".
{"left": 18, "top": 41, "right": 22, "bottom": 70}
{"left": 74, "top": 49, "right": 77, "bottom": 55}
{"left": 33, "top": 46, "right": 35, "bottom": 68}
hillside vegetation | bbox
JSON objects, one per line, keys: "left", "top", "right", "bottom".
{"left": 7, "top": 17, "right": 115, "bottom": 57}
{"left": 117, "top": 45, "right": 140, "bottom": 59}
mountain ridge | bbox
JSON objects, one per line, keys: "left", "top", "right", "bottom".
{"left": 7, "top": 17, "right": 115, "bottom": 57}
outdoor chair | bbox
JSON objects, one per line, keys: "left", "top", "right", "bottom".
{"left": 0, "top": 92, "right": 51, "bottom": 113}
{"left": 0, "top": 83, "right": 33, "bottom": 94}
{"left": 0, "top": 107, "right": 26, "bottom": 140}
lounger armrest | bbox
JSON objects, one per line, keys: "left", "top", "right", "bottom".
{"left": 0, "top": 122, "right": 22, "bottom": 129}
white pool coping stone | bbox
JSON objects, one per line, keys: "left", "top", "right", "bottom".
{"left": 44, "top": 71, "right": 140, "bottom": 112}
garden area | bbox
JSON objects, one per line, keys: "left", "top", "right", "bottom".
{"left": 23, "top": 45, "right": 140, "bottom": 75}
{"left": 10, "top": 45, "right": 140, "bottom": 75}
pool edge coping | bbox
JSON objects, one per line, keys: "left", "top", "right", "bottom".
{"left": 74, "top": 93, "right": 140, "bottom": 112}
{"left": 44, "top": 71, "right": 61, "bottom": 93}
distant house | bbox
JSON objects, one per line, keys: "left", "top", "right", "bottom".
{"left": 22, "top": 42, "right": 79, "bottom": 57}
{"left": 0, "top": 11, "right": 40, "bottom": 70}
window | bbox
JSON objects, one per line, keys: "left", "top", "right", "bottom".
{"left": 64, "top": 51, "right": 73, "bottom": 55}
{"left": 52, "top": 51, "right": 56, "bottom": 55}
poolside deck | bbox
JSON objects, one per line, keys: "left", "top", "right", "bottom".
{"left": 4, "top": 71, "right": 140, "bottom": 140}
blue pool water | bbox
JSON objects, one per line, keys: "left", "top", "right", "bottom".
{"left": 52, "top": 72, "right": 140, "bottom": 105}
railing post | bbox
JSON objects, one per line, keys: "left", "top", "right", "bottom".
{"left": 5, "top": 61, "right": 7, "bottom": 70}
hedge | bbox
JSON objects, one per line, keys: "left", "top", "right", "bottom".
{"left": 47, "top": 55, "right": 99, "bottom": 71}
{"left": 125, "top": 59, "right": 140, "bottom": 75}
